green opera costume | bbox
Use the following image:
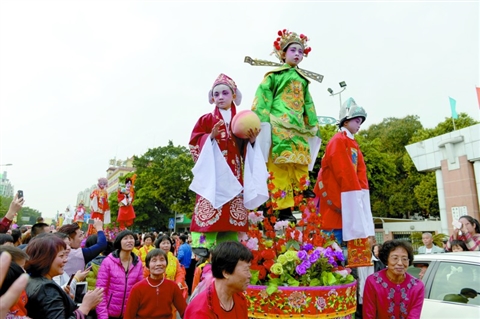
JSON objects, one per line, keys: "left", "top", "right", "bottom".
{"left": 252, "top": 64, "right": 319, "bottom": 165}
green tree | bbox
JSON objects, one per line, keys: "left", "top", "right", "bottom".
{"left": 357, "top": 136, "right": 397, "bottom": 217}
{"left": 360, "top": 115, "right": 425, "bottom": 217}
{"left": 309, "top": 124, "right": 340, "bottom": 186}
{"left": 0, "top": 195, "right": 42, "bottom": 225}
{"left": 132, "top": 141, "right": 195, "bottom": 231}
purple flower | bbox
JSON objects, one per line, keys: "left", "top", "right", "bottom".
{"left": 199, "top": 235, "right": 206, "bottom": 244}
{"left": 309, "top": 250, "right": 320, "bottom": 263}
{"left": 302, "top": 260, "right": 312, "bottom": 269}
{"left": 334, "top": 250, "right": 345, "bottom": 261}
{"left": 297, "top": 250, "right": 308, "bottom": 261}
{"left": 296, "top": 263, "right": 308, "bottom": 275}
{"left": 302, "top": 243, "right": 313, "bottom": 251}
{"left": 281, "top": 191, "right": 287, "bottom": 198}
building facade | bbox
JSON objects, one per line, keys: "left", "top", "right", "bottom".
{"left": 0, "top": 171, "right": 14, "bottom": 198}
{"left": 406, "top": 124, "right": 480, "bottom": 236}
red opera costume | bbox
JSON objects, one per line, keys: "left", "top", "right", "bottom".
{"left": 189, "top": 105, "right": 248, "bottom": 234}
{"left": 314, "top": 98, "right": 374, "bottom": 268}
{"left": 315, "top": 131, "right": 368, "bottom": 230}
{"left": 117, "top": 175, "right": 136, "bottom": 230}
{"left": 188, "top": 73, "right": 268, "bottom": 248}
{"left": 74, "top": 203, "right": 85, "bottom": 228}
{"left": 88, "top": 177, "right": 110, "bottom": 236}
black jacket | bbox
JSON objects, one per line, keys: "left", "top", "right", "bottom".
{"left": 25, "top": 276, "right": 80, "bottom": 319}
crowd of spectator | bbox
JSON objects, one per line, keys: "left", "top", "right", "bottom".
{"left": 0, "top": 194, "right": 212, "bottom": 319}
{"left": 1, "top": 192, "right": 479, "bottom": 319}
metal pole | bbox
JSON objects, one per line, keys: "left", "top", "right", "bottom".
{"left": 174, "top": 211, "right": 177, "bottom": 233}
{"left": 451, "top": 117, "right": 456, "bottom": 131}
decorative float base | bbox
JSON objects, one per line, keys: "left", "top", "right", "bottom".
{"left": 246, "top": 281, "right": 357, "bottom": 318}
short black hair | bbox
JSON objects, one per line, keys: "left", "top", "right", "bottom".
{"left": 0, "top": 234, "right": 14, "bottom": 245}
{"left": 211, "top": 241, "right": 253, "bottom": 279}
{"left": 450, "top": 240, "right": 468, "bottom": 252}
{"left": 113, "top": 230, "right": 135, "bottom": 251}
{"left": 144, "top": 234, "right": 154, "bottom": 242}
{"left": 378, "top": 239, "right": 414, "bottom": 266}
{"left": 145, "top": 249, "right": 168, "bottom": 269}
{"left": 85, "top": 234, "right": 98, "bottom": 248}
{"left": 179, "top": 235, "right": 188, "bottom": 243}
{"left": 11, "top": 229, "right": 21, "bottom": 244}
{"left": 154, "top": 235, "right": 175, "bottom": 253}
{"left": 31, "top": 223, "right": 50, "bottom": 237}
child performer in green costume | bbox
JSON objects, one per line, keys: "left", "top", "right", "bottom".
{"left": 247, "top": 29, "right": 322, "bottom": 222}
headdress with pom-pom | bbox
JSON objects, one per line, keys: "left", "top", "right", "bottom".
{"left": 207, "top": 73, "right": 242, "bottom": 105}
{"left": 272, "top": 29, "right": 312, "bottom": 62}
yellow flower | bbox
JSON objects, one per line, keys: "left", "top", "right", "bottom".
{"left": 264, "top": 240, "right": 274, "bottom": 248}
{"left": 284, "top": 250, "right": 299, "bottom": 262}
{"left": 277, "top": 254, "right": 288, "bottom": 265}
{"left": 270, "top": 263, "right": 284, "bottom": 275}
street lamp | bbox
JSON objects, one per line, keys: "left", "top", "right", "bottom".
{"left": 327, "top": 81, "right": 347, "bottom": 107}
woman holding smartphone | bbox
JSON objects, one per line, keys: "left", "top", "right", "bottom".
{"left": 446, "top": 215, "right": 480, "bottom": 251}
{"left": 25, "top": 234, "right": 103, "bottom": 319}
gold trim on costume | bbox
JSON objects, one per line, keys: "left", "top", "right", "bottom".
{"left": 244, "top": 56, "right": 324, "bottom": 83}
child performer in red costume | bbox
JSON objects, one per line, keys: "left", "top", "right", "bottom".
{"left": 314, "top": 98, "right": 374, "bottom": 268}
{"left": 117, "top": 175, "right": 137, "bottom": 230}
{"left": 189, "top": 74, "right": 267, "bottom": 249}
{"left": 74, "top": 201, "right": 85, "bottom": 229}
{"left": 88, "top": 177, "right": 110, "bottom": 236}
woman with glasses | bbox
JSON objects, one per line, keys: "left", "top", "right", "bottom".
{"left": 363, "top": 240, "right": 425, "bottom": 319}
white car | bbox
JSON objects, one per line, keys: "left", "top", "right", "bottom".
{"left": 410, "top": 251, "right": 480, "bottom": 319}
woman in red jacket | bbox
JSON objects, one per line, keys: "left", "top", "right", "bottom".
{"left": 124, "top": 249, "right": 187, "bottom": 319}
{"left": 96, "top": 230, "right": 144, "bottom": 319}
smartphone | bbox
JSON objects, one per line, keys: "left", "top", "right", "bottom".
{"left": 74, "top": 282, "right": 87, "bottom": 304}
{"left": 67, "top": 273, "right": 75, "bottom": 286}
{"left": 88, "top": 219, "right": 95, "bottom": 225}
{"left": 17, "top": 190, "right": 23, "bottom": 199}
{"left": 452, "top": 220, "right": 462, "bottom": 230}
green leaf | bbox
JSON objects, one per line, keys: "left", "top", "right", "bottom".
{"left": 266, "top": 283, "right": 278, "bottom": 295}
{"left": 250, "top": 269, "right": 260, "bottom": 285}
{"left": 309, "top": 278, "right": 321, "bottom": 286}
{"left": 321, "top": 271, "right": 337, "bottom": 286}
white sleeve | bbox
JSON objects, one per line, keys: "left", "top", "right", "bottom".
{"left": 341, "top": 189, "right": 374, "bottom": 241}
{"left": 189, "top": 140, "right": 242, "bottom": 209}
{"left": 256, "top": 122, "right": 272, "bottom": 162}
{"left": 243, "top": 142, "right": 269, "bottom": 209}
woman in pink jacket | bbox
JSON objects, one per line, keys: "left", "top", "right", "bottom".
{"left": 96, "top": 230, "right": 143, "bottom": 319}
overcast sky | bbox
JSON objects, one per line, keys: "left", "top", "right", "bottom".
{"left": 1, "top": 1, "right": 479, "bottom": 219}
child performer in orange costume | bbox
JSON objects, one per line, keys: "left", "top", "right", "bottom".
{"left": 117, "top": 175, "right": 137, "bottom": 230}
{"left": 88, "top": 177, "right": 110, "bottom": 236}
{"left": 314, "top": 98, "right": 374, "bottom": 268}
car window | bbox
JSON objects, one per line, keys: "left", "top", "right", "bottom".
{"left": 429, "top": 261, "right": 480, "bottom": 306}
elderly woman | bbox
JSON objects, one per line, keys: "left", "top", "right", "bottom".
{"left": 153, "top": 235, "right": 187, "bottom": 293}
{"left": 184, "top": 241, "right": 253, "bottom": 318}
{"left": 363, "top": 240, "right": 425, "bottom": 319}
{"left": 124, "top": 249, "right": 187, "bottom": 319}
{"left": 447, "top": 215, "right": 480, "bottom": 251}
{"left": 24, "top": 234, "right": 103, "bottom": 319}
{"left": 96, "top": 230, "right": 143, "bottom": 319}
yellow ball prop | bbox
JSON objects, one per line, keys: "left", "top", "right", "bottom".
{"left": 231, "top": 110, "right": 261, "bottom": 139}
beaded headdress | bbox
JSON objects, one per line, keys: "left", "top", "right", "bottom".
{"left": 272, "top": 29, "right": 312, "bottom": 62}
{"left": 208, "top": 73, "right": 242, "bottom": 105}
{"left": 244, "top": 29, "right": 323, "bottom": 83}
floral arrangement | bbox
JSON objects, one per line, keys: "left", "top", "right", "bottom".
{"left": 241, "top": 195, "right": 355, "bottom": 295}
